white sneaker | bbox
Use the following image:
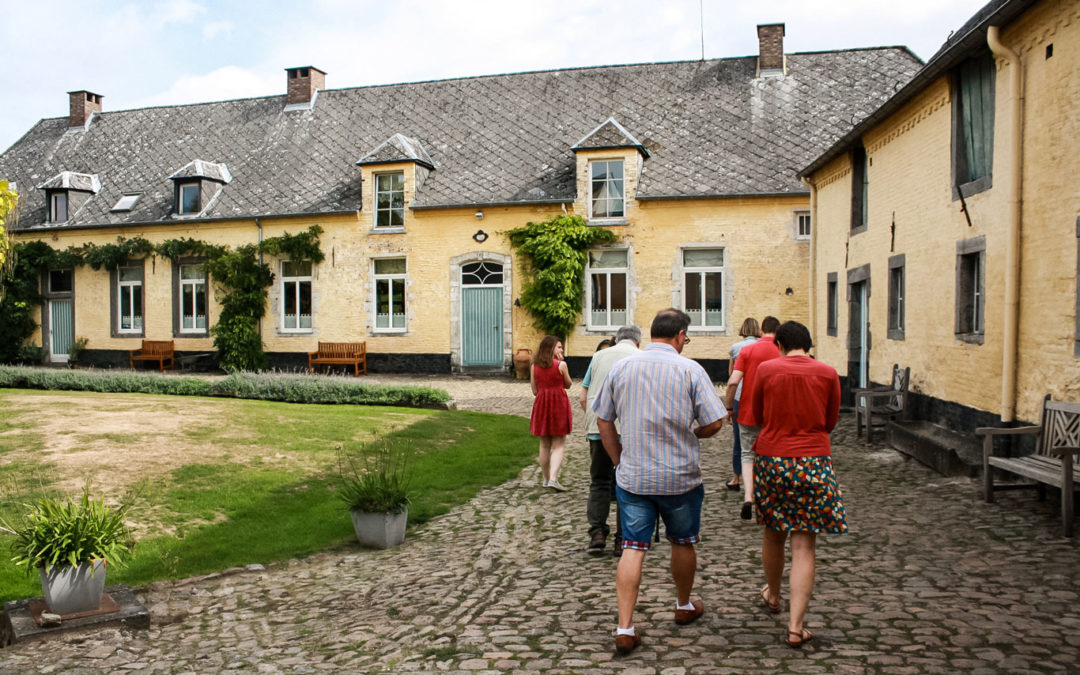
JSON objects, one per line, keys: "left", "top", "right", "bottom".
{"left": 547, "top": 479, "right": 567, "bottom": 492}
{"left": 542, "top": 479, "right": 551, "bottom": 487}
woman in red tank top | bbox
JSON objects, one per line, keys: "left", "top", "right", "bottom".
{"left": 530, "top": 335, "right": 573, "bottom": 491}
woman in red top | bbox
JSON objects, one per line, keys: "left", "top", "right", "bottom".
{"left": 750, "top": 321, "right": 847, "bottom": 649}
{"left": 530, "top": 335, "right": 573, "bottom": 491}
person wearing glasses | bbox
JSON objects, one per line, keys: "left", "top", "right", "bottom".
{"left": 592, "top": 308, "right": 727, "bottom": 655}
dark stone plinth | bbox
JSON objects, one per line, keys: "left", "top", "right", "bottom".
{"left": 886, "top": 419, "right": 982, "bottom": 476}
{"left": 1, "top": 585, "right": 148, "bottom": 647}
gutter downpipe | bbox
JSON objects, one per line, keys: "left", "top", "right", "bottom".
{"left": 802, "top": 176, "right": 818, "bottom": 348}
{"left": 987, "top": 25, "right": 1023, "bottom": 422}
{"left": 256, "top": 218, "right": 264, "bottom": 337}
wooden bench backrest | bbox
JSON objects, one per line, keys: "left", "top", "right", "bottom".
{"left": 317, "top": 342, "right": 365, "bottom": 358}
{"left": 141, "top": 340, "right": 174, "bottom": 355}
{"left": 886, "top": 364, "right": 910, "bottom": 410}
{"left": 1037, "top": 395, "right": 1080, "bottom": 457}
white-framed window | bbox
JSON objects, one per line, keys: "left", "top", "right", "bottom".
{"left": 179, "top": 263, "right": 207, "bottom": 333}
{"left": 373, "top": 257, "right": 407, "bottom": 331}
{"left": 50, "top": 192, "right": 68, "bottom": 223}
{"left": 587, "top": 249, "right": 628, "bottom": 329}
{"left": 178, "top": 182, "right": 201, "bottom": 215}
{"left": 117, "top": 266, "right": 143, "bottom": 334}
{"left": 281, "top": 260, "right": 313, "bottom": 332}
{"left": 796, "top": 210, "right": 811, "bottom": 239}
{"left": 375, "top": 172, "right": 405, "bottom": 229}
{"left": 589, "top": 160, "right": 624, "bottom": 220}
{"left": 682, "top": 248, "right": 725, "bottom": 329}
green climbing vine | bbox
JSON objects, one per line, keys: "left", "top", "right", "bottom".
{"left": 505, "top": 214, "right": 618, "bottom": 339}
{"left": 0, "top": 225, "right": 325, "bottom": 371}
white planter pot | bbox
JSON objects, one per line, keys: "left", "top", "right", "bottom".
{"left": 350, "top": 508, "right": 407, "bottom": 549}
{"left": 39, "top": 559, "right": 106, "bottom": 615}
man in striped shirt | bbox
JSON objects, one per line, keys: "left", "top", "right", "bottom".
{"left": 593, "top": 308, "right": 727, "bottom": 655}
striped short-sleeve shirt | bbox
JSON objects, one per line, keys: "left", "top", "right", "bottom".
{"left": 592, "top": 343, "right": 727, "bottom": 495}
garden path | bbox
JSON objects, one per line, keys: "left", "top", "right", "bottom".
{"left": 1, "top": 374, "right": 1079, "bottom": 673}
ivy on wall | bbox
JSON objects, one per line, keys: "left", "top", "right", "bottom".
{"left": 505, "top": 215, "right": 617, "bottom": 339}
{"left": 0, "top": 226, "right": 325, "bottom": 371}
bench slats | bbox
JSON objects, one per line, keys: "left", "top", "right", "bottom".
{"left": 129, "top": 340, "right": 175, "bottom": 372}
{"left": 308, "top": 341, "right": 367, "bottom": 376}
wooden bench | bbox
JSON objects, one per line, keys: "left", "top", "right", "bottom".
{"left": 853, "top": 364, "right": 910, "bottom": 444}
{"left": 976, "top": 395, "right": 1080, "bottom": 537}
{"left": 308, "top": 341, "right": 367, "bottom": 376}
{"left": 129, "top": 340, "right": 175, "bottom": 372}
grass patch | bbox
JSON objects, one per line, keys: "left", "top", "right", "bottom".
{"left": 0, "top": 391, "right": 533, "bottom": 603}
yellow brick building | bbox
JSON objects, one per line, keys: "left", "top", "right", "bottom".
{"left": 2, "top": 28, "right": 921, "bottom": 376}
{"left": 803, "top": 0, "right": 1080, "bottom": 428}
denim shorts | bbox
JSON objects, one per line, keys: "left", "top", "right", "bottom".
{"left": 615, "top": 484, "right": 704, "bottom": 550}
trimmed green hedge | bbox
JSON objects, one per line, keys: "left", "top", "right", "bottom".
{"left": 0, "top": 367, "right": 452, "bottom": 408}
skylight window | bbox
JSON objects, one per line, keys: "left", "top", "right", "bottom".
{"left": 112, "top": 193, "right": 141, "bottom": 212}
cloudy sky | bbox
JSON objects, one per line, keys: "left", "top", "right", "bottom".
{"left": 1, "top": 0, "right": 990, "bottom": 153}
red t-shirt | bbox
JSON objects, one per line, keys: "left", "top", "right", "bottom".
{"left": 750, "top": 355, "right": 841, "bottom": 458}
{"left": 732, "top": 335, "right": 780, "bottom": 426}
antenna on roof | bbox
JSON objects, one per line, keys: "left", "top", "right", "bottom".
{"left": 699, "top": 0, "right": 705, "bottom": 60}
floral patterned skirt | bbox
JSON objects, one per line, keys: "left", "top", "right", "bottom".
{"left": 753, "top": 455, "right": 848, "bottom": 534}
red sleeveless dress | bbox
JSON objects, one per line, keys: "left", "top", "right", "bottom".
{"left": 530, "top": 361, "right": 573, "bottom": 436}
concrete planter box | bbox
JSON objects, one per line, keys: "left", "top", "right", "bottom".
{"left": 350, "top": 508, "right": 407, "bottom": 549}
{"left": 39, "top": 559, "right": 106, "bottom": 615}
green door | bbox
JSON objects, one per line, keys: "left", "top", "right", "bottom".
{"left": 460, "top": 261, "right": 504, "bottom": 367}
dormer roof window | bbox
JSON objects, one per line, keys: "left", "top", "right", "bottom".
{"left": 169, "top": 160, "right": 231, "bottom": 217}
{"left": 356, "top": 134, "right": 435, "bottom": 170}
{"left": 111, "top": 193, "right": 141, "bottom": 212}
{"left": 571, "top": 118, "right": 649, "bottom": 158}
{"left": 37, "top": 171, "right": 101, "bottom": 224}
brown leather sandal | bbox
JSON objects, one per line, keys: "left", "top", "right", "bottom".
{"left": 759, "top": 586, "right": 781, "bottom": 614}
{"left": 785, "top": 628, "right": 813, "bottom": 648}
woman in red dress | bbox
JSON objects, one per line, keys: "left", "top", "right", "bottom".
{"left": 530, "top": 335, "right": 573, "bottom": 491}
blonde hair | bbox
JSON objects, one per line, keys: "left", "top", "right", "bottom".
{"left": 739, "top": 317, "right": 761, "bottom": 338}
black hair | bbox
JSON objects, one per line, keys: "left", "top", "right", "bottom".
{"left": 774, "top": 321, "right": 813, "bottom": 353}
{"left": 650, "top": 308, "right": 691, "bottom": 339}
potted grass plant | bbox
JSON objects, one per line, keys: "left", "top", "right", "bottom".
{"left": 338, "top": 440, "right": 411, "bottom": 549}
{"left": 1, "top": 490, "right": 132, "bottom": 615}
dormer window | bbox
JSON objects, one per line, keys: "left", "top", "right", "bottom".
{"left": 49, "top": 192, "right": 69, "bottom": 222}
{"left": 375, "top": 172, "right": 405, "bottom": 228}
{"left": 590, "top": 160, "right": 625, "bottom": 220}
{"left": 178, "top": 182, "right": 201, "bottom": 215}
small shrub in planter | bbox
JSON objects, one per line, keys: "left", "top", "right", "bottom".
{"left": 1, "top": 490, "right": 133, "bottom": 614}
{"left": 338, "top": 441, "right": 411, "bottom": 549}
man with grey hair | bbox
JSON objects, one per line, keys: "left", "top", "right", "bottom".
{"left": 580, "top": 324, "right": 642, "bottom": 556}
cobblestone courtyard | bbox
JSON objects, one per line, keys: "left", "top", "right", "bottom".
{"left": 2, "top": 375, "right": 1078, "bottom": 674}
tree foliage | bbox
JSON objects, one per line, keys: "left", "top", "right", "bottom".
{"left": 505, "top": 214, "right": 618, "bottom": 339}
{"left": 0, "top": 181, "right": 18, "bottom": 298}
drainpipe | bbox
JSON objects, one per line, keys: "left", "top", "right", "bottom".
{"left": 256, "top": 218, "right": 264, "bottom": 337}
{"left": 802, "top": 176, "right": 818, "bottom": 348}
{"left": 987, "top": 25, "right": 1023, "bottom": 422}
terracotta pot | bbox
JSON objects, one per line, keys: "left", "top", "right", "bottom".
{"left": 513, "top": 349, "right": 532, "bottom": 380}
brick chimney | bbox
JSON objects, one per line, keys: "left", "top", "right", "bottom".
{"left": 757, "top": 23, "right": 786, "bottom": 73}
{"left": 285, "top": 66, "right": 326, "bottom": 105}
{"left": 68, "top": 90, "right": 103, "bottom": 127}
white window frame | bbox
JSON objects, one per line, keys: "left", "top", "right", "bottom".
{"left": 179, "top": 263, "right": 207, "bottom": 334}
{"left": 795, "top": 210, "right": 812, "bottom": 239}
{"left": 178, "top": 182, "right": 201, "bottom": 215}
{"left": 280, "top": 260, "right": 313, "bottom": 333}
{"left": 50, "top": 192, "right": 68, "bottom": 223}
{"left": 372, "top": 257, "right": 407, "bottom": 333}
{"left": 586, "top": 248, "right": 629, "bottom": 330}
{"left": 681, "top": 246, "right": 726, "bottom": 331}
{"left": 117, "top": 265, "right": 143, "bottom": 335}
{"left": 374, "top": 172, "right": 405, "bottom": 229}
{"left": 588, "top": 159, "right": 625, "bottom": 221}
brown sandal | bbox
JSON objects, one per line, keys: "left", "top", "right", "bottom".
{"left": 759, "top": 586, "right": 781, "bottom": 614}
{"left": 785, "top": 628, "right": 813, "bottom": 648}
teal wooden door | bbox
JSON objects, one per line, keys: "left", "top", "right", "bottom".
{"left": 462, "top": 287, "right": 502, "bottom": 366}
{"left": 49, "top": 299, "right": 74, "bottom": 363}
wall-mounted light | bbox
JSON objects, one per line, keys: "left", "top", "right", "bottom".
{"left": 514, "top": 298, "right": 521, "bottom": 307}
{"left": 473, "top": 229, "right": 488, "bottom": 243}
{"left": 475, "top": 210, "right": 484, "bottom": 220}
{"left": 785, "top": 287, "right": 794, "bottom": 296}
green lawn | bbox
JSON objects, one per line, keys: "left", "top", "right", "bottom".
{"left": 0, "top": 388, "right": 535, "bottom": 603}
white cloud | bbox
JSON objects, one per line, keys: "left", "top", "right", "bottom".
{"left": 138, "top": 66, "right": 279, "bottom": 108}
{"left": 202, "top": 20, "right": 233, "bottom": 40}
{"left": 153, "top": 0, "right": 206, "bottom": 27}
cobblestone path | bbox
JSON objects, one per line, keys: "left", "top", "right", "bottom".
{"left": 2, "top": 374, "right": 1079, "bottom": 673}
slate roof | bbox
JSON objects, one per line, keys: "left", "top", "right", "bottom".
{"left": 357, "top": 134, "right": 435, "bottom": 169}
{"left": 1, "top": 48, "right": 922, "bottom": 231}
{"left": 169, "top": 159, "right": 233, "bottom": 183}
{"left": 572, "top": 118, "right": 647, "bottom": 156}
{"left": 801, "top": 0, "right": 1038, "bottom": 177}
{"left": 37, "top": 171, "right": 101, "bottom": 193}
